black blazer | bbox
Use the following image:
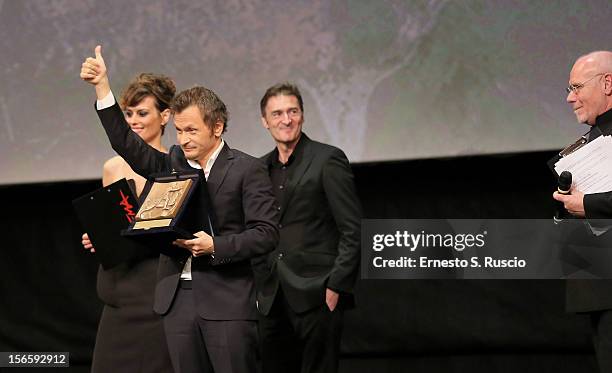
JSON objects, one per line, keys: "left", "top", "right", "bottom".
{"left": 253, "top": 134, "right": 362, "bottom": 315}
{"left": 561, "top": 108, "right": 612, "bottom": 313}
{"left": 97, "top": 102, "right": 279, "bottom": 320}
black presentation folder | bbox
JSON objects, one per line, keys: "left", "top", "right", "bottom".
{"left": 72, "top": 178, "right": 151, "bottom": 270}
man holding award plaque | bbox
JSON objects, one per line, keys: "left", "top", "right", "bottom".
{"left": 81, "top": 46, "right": 279, "bottom": 373}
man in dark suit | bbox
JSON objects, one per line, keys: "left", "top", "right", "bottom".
{"left": 554, "top": 50, "right": 612, "bottom": 372}
{"left": 81, "top": 46, "right": 279, "bottom": 373}
{"left": 253, "top": 82, "right": 362, "bottom": 373}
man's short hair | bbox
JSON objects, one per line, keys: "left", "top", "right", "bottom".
{"left": 260, "top": 82, "right": 304, "bottom": 116}
{"left": 172, "top": 86, "right": 229, "bottom": 133}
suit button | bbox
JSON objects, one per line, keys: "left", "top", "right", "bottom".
{"left": 277, "top": 206, "right": 281, "bottom": 211}
{"left": 278, "top": 253, "right": 283, "bottom": 260}
{"left": 278, "top": 223, "right": 283, "bottom": 228}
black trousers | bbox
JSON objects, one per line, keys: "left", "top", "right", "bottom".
{"left": 258, "top": 288, "right": 343, "bottom": 373}
{"left": 163, "top": 282, "right": 258, "bottom": 373}
{"left": 591, "top": 310, "right": 612, "bottom": 373}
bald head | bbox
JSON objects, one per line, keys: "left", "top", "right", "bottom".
{"left": 567, "top": 51, "right": 612, "bottom": 125}
{"left": 575, "top": 51, "right": 612, "bottom": 75}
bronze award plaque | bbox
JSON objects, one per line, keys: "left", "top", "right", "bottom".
{"left": 133, "top": 179, "right": 193, "bottom": 229}
{"left": 120, "top": 171, "right": 214, "bottom": 252}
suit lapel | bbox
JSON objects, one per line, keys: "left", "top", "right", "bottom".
{"left": 206, "top": 144, "right": 233, "bottom": 201}
{"left": 279, "top": 137, "right": 314, "bottom": 221}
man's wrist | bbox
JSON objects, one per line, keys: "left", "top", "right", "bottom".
{"left": 95, "top": 78, "right": 111, "bottom": 100}
{"left": 96, "top": 90, "right": 115, "bottom": 110}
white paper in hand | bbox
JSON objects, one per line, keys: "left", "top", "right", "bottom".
{"left": 554, "top": 135, "right": 612, "bottom": 194}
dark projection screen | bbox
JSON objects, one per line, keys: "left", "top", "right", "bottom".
{"left": 0, "top": 0, "right": 610, "bottom": 185}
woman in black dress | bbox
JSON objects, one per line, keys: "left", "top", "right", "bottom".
{"left": 81, "top": 73, "right": 175, "bottom": 373}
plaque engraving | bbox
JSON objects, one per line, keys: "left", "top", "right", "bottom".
{"left": 121, "top": 171, "right": 208, "bottom": 244}
{"left": 133, "top": 179, "right": 193, "bottom": 229}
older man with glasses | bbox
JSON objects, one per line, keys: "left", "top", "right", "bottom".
{"left": 554, "top": 50, "right": 612, "bottom": 372}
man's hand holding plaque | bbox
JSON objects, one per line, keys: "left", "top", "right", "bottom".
{"left": 173, "top": 231, "right": 214, "bottom": 257}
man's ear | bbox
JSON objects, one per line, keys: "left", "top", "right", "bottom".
{"left": 260, "top": 117, "right": 269, "bottom": 129}
{"left": 213, "top": 121, "right": 224, "bottom": 137}
{"left": 604, "top": 73, "right": 612, "bottom": 95}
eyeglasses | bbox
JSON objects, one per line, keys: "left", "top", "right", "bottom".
{"left": 566, "top": 73, "right": 605, "bottom": 94}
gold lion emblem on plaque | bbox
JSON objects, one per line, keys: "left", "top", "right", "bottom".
{"left": 133, "top": 179, "right": 193, "bottom": 229}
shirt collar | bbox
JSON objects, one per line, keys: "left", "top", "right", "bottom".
{"left": 595, "top": 108, "right": 612, "bottom": 135}
{"left": 268, "top": 132, "right": 306, "bottom": 167}
{"left": 186, "top": 138, "right": 225, "bottom": 174}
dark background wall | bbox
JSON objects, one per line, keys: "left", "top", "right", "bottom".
{"left": 0, "top": 150, "right": 597, "bottom": 372}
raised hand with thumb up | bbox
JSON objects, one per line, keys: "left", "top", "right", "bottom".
{"left": 80, "top": 45, "right": 111, "bottom": 99}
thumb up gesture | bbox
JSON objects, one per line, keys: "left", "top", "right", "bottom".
{"left": 80, "top": 45, "right": 107, "bottom": 85}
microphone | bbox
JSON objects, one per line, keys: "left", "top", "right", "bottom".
{"left": 554, "top": 171, "right": 572, "bottom": 224}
